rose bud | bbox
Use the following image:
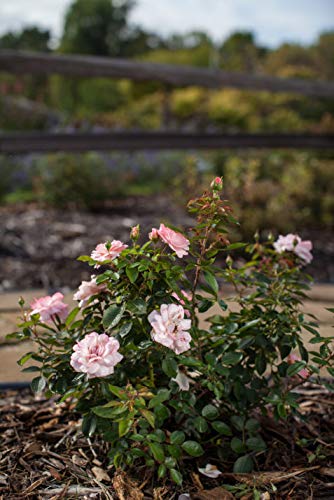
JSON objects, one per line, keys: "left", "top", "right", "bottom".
{"left": 210, "top": 176, "right": 223, "bottom": 191}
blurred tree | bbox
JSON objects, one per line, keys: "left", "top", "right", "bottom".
{"left": 219, "top": 31, "right": 265, "bottom": 72}
{"left": 312, "top": 31, "right": 334, "bottom": 80}
{"left": 265, "top": 43, "right": 314, "bottom": 77}
{"left": 0, "top": 26, "right": 51, "bottom": 102}
{"left": 0, "top": 26, "right": 50, "bottom": 51}
{"left": 60, "top": 0, "right": 134, "bottom": 56}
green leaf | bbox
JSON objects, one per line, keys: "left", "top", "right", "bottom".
{"left": 221, "top": 352, "right": 243, "bottom": 366}
{"left": 103, "top": 304, "right": 126, "bottom": 330}
{"left": 245, "top": 418, "right": 260, "bottom": 432}
{"left": 277, "top": 403, "right": 287, "bottom": 419}
{"left": 126, "top": 266, "right": 139, "bottom": 284}
{"left": 17, "top": 352, "right": 34, "bottom": 366}
{"left": 158, "top": 464, "right": 167, "bottom": 478}
{"left": 148, "top": 389, "right": 171, "bottom": 409}
{"left": 170, "top": 468, "right": 183, "bottom": 485}
{"left": 162, "top": 357, "right": 178, "bottom": 378}
{"left": 21, "top": 366, "right": 40, "bottom": 373}
{"left": 119, "top": 417, "right": 133, "bottom": 437}
{"left": 149, "top": 442, "right": 165, "bottom": 462}
{"left": 203, "top": 271, "right": 219, "bottom": 296}
{"left": 82, "top": 414, "right": 97, "bottom": 437}
{"left": 246, "top": 437, "right": 266, "bottom": 452}
{"left": 238, "top": 319, "right": 261, "bottom": 333}
{"left": 231, "top": 437, "right": 246, "bottom": 454}
{"left": 233, "top": 455, "right": 254, "bottom": 473}
{"left": 255, "top": 354, "right": 266, "bottom": 375}
{"left": 140, "top": 409, "right": 155, "bottom": 428}
{"left": 231, "top": 416, "right": 245, "bottom": 431}
{"left": 77, "top": 255, "right": 91, "bottom": 262}
{"left": 287, "top": 361, "right": 306, "bottom": 377}
{"left": 108, "top": 385, "right": 127, "bottom": 400}
{"left": 225, "top": 242, "right": 247, "bottom": 251}
{"left": 65, "top": 307, "right": 80, "bottom": 327}
{"left": 201, "top": 404, "right": 219, "bottom": 420}
{"left": 31, "top": 376, "right": 46, "bottom": 393}
{"left": 119, "top": 322, "right": 133, "bottom": 338}
{"left": 127, "top": 298, "right": 147, "bottom": 315}
{"left": 219, "top": 299, "right": 228, "bottom": 311}
{"left": 211, "top": 420, "right": 232, "bottom": 436}
{"left": 93, "top": 405, "right": 127, "bottom": 418}
{"left": 198, "top": 299, "right": 214, "bottom": 313}
{"left": 194, "top": 416, "right": 208, "bottom": 433}
{"left": 170, "top": 431, "right": 185, "bottom": 445}
{"left": 181, "top": 440, "right": 204, "bottom": 457}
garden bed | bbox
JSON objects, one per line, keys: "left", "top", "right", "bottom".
{"left": 1, "top": 383, "right": 333, "bottom": 499}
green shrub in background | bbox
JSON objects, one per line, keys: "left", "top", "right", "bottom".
{"left": 212, "top": 151, "right": 334, "bottom": 236}
{"left": 33, "top": 153, "right": 117, "bottom": 209}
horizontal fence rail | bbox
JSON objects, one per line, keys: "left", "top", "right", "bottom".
{"left": 1, "top": 132, "right": 333, "bottom": 153}
{"left": 1, "top": 50, "right": 334, "bottom": 98}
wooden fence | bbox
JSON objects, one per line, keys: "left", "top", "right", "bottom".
{"left": 0, "top": 49, "right": 334, "bottom": 152}
{"left": 1, "top": 131, "right": 333, "bottom": 153}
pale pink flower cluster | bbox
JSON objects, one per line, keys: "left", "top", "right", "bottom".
{"left": 30, "top": 292, "right": 68, "bottom": 323}
{"left": 148, "top": 304, "right": 192, "bottom": 354}
{"left": 287, "top": 353, "right": 310, "bottom": 379}
{"left": 91, "top": 240, "right": 128, "bottom": 267}
{"left": 172, "top": 290, "right": 192, "bottom": 317}
{"left": 73, "top": 275, "right": 107, "bottom": 308}
{"left": 274, "top": 234, "right": 313, "bottom": 264}
{"left": 149, "top": 223, "right": 190, "bottom": 258}
{"left": 70, "top": 332, "right": 123, "bottom": 378}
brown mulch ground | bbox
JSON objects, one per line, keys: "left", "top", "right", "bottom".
{"left": 0, "top": 383, "right": 333, "bottom": 499}
{"left": 1, "top": 197, "right": 334, "bottom": 292}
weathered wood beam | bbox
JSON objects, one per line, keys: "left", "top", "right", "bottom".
{"left": 0, "top": 132, "right": 333, "bottom": 153}
{"left": 1, "top": 50, "right": 334, "bottom": 98}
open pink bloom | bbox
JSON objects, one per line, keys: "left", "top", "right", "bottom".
{"left": 287, "top": 353, "right": 310, "bottom": 379}
{"left": 157, "top": 224, "right": 190, "bottom": 258}
{"left": 73, "top": 275, "right": 107, "bottom": 308}
{"left": 91, "top": 240, "right": 128, "bottom": 267}
{"left": 148, "top": 304, "right": 192, "bottom": 354}
{"left": 149, "top": 228, "right": 159, "bottom": 241}
{"left": 274, "top": 234, "right": 313, "bottom": 264}
{"left": 294, "top": 240, "right": 313, "bottom": 264}
{"left": 70, "top": 332, "right": 123, "bottom": 378}
{"left": 30, "top": 292, "right": 68, "bottom": 323}
{"left": 172, "top": 290, "right": 192, "bottom": 317}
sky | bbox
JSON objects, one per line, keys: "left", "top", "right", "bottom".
{"left": 0, "top": 0, "right": 333, "bottom": 47}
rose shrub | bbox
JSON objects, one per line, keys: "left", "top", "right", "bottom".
{"left": 10, "top": 179, "right": 333, "bottom": 485}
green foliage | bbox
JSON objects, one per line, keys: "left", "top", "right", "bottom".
{"left": 10, "top": 179, "right": 334, "bottom": 486}
{"left": 33, "top": 153, "right": 118, "bottom": 209}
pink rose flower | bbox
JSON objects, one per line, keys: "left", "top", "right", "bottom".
{"left": 73, "top": 275, "right": 107, "bottom": 308}
{"left": 70, "top": 332, "right": 123, "bottom": 378}
{"left": 157, "top": 224, "right": 190, "bottom": 258}
{"left": 294, "top": 240, "right": 313, "bottom": 264}
{"left": 172, "top": 290, "right": 192, "bottom": 317}
{"left": 91, "top": 240, "right": 128, "bottom": 268}
{"left": 287, "top": 353, "right": 310, "bottom": 379}
{"left": 274, "top": 234, "right": 313, "bottom": 264}
{"left": 149, "top": 228, "right": 159, "bottom": 241}
{"left": 148, "top": 304, "right": 192, "bottom": 354}
{"left": 30, "top": 292, "right": 68, "bottom": 323}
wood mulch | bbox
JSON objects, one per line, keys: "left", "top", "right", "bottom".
{"left": 0, "top": 382, "right": 333, "bottom": 500}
